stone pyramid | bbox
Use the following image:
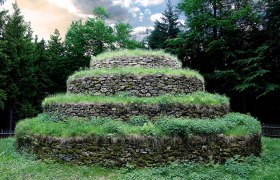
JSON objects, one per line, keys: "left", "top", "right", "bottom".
{"left": 16, "top": 50, "right": 261, "bottom": 167}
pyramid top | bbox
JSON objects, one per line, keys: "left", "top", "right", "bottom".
{"left": 90, "top": 49, "right": 182, "bottom": 69}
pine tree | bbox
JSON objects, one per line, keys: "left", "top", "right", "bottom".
{"left": 47, "top": 29, "right": 67, "bottom": 92}
{"left": 148, "top": 0, "right": 181, "bottom": 49}
{"left": 0, "top": 10, "right": 7, "bottom": 110}
{"left": 2, "top": 3, "right": 38, "bottom": 123}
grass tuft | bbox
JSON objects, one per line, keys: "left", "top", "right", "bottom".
{"left": 90, "top": 49, "right": 181, "bottom": 65}
{"left": 42, "top": 92, "right": 229, "bottom": 107}
{"left": 68, "top": 67, "right": 204, "bottom": 81}
{"left": 15, "top": 113, "right": 261, "bottom": 138}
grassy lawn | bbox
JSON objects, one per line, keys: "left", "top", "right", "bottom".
{"left": 1, "top": 137, "right": 280, "bottom": 179}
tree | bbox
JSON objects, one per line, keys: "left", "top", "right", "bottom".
{"left": 115, "top": 22, "right": 143, "bottom": 49}
{"left": 65, "top": 20, "right": 90, "bottom": 72}
{"left": 176, "top": 0, "right": 274, "bottom": 114}
{"left": 0, "top": 10, "right": 8, "bottom": 110}
{"left": 93, "top": 6, "right": 110, "bottom": 20}
{"left": 65, "top": 6, "right": 142, "bottom": 73}
{"left": 264, "top": 0, "right": 280, "bottom": 92}
{"left": 148, "top": 0, "right": 181, "bottom": 49}
{"left": 1, "top": 3, "right": 38, "bottom": 125}
{"left": 47, "top": 29, "right": 68, "bottom": 92}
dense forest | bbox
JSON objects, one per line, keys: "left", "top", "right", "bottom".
{"left": 0, "top": 0, "right": 279, "bottom": 130}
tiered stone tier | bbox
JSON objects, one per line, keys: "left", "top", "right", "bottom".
{"left": 16, "top": 50, "right": 261, "bottom": 167}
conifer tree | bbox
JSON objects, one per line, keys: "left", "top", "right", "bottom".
{"left": 0, "top": 10, "right": 7, "bottom": 110}
{"left": 47, "top": 29, "right": 67, "bottom": 92}
{"left": 148, "top": 0, "right": 181, "bottom": 49}
{"left": 2, "top": 3, "right": 38, "bottom": 121}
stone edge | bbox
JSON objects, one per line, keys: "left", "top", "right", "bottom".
{"left": 67, "top": 74, "right": 205, "bottom": 97}
{"left": 42, "top": 102, "right": 230, "bottom": 120}
{"left": 16, "top": 134, "right": 262, "bottom": 167}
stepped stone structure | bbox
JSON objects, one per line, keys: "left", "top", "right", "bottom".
{"left": 16, "top": 50, "right": 261, "bottom": 167}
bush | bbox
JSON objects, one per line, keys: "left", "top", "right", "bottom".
{"left": 129, "top": 116, "right": 148, "bottom": 126}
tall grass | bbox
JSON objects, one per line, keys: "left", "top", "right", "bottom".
{"left": 90, "top": 49, "right": 181, "bottom": 64}
{"left": 15, "top": 113, "right": 261, "bottom": 138}
{"left": 68, "top": 67, "right": 204, "bottom": 81}
{"left": 42, "top": 92, "right": 229, "bottom": 106}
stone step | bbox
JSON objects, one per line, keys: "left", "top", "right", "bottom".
{"left": 42, "top": 93, "right": 230, "bottom": 120}
{"left": 17, "top": 134, "right": 261, "bottom": 167}
{"left": 90, "top": 53, "right": 182, "bottom": 69}
{"left": 67, "top": 68, "right": 204, "bottom": 97}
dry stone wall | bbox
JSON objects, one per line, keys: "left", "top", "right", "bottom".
{"left": 17, "top": 134, "right": 261, "bottom": 167}
{"left": 16, "top": 52, "right": 263, "bottom": 167}
{"left": 90, "top": 56, "right": 181, "bottom": 69}
{"left": 43, "top": 103, "right": 230, "bottom": 120}
{"left": 67, "top": 74, "right": 204, "bottom": 96}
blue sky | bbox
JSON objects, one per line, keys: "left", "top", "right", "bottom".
{"left": 1, "top": 0, "right": 182, "bottom": 40}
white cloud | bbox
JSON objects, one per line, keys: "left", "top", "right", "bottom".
{"left": 129, "top": 7, "right": 140, "bottom": 17}
{"left": 139, "top": 12, "right": 144, "bottom": 22}
{"left": 132, "top": 26, "right": 154, "bottom": 35}
{"left": 144, "top": 9, "right": 151, "bottom": 15}
{"left": 112, "top": 0, "right": 132, "bottom": 8}
{"left": 178, "top": 19, "right": 185, "bottom": 25}
{"left": 132, "top": 26, "right": 154, "bottom": 40}
{"left": 150, "top": 13, "right": 163, "bottom": 22}
{"left": 135, "top": 0, "right": 164, "bottom": 7}
{"left": 1, "top": 0, "right": 15, "bottom": 12}
{"left": 47, "top": 0, "right": 77, "bottom": 14}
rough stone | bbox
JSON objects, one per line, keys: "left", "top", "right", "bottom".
{"left": 67, "top": 74, "right": 204, "bottom": 97}
{"left": 17, "top": 134, "right": 261, "bottom": 167}
{"left": 43, "top": 103, "right": 230, "bottom": 120}
{"left": 90, "top": 56, "right": 181, "bottom": 69}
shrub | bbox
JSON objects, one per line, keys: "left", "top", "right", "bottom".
{"left": 129, "top": 116, "right": 148, "bottom": 126}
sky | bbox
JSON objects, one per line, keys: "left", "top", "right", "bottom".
{"left": 1, "top": 0, "right": 181, "bottom": 40}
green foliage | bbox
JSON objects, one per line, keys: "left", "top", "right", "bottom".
{"left": 141, "top": 122, "right": 156, "bottom": 136}
{"left": 174, "top": 0, "right": 280, "bottom": 102}
{"left": 0, "top": 3, "right": 42, "bottom": 119}
{"left": 129, "top": 116, "right": 148, "bottom": 126}
{"left": 114, "top": 23, "right": 142, "bottom": 49}
{"left": 65, "top": 8, "right": 142, "bottom": 65}
{"left": 46, "top": 29, "right": 68, "bottom": 92}
{"left": 224, "top": 155, "right": 260, "bottom": 178}
{"left": 0, "top": 89, "right": 6, "bottom": 110}
{"left": 148, "top": 0, "right": 181, "bottom": 49}
{"left": 42, "top": 92, "right": 229, "bottom": 107}
{"left": 92, "top": 7, "right": 110, "bottom": 20}
{"left": 68, "top": 67, "right": 203, "bottom": 81}
{"left": 156, "top": 113, "right": 261, "bottom": 137}
{"left": 15, "top": 113, "right": 260, "bottom": 138}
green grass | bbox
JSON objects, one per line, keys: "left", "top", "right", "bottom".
{"left": 15, "top": 113, "right": 261, "bottom": 138}
{"left": 68, "top": 67, "right": 204, "bottom": 81}
{"left": 42, "top": 91, "right": 229, "bottom": 107}
{"left": 1, "top": 137, "right": 279, "bottom": 179}
{"left": 90, "top": 49, "right": 181, "bottom": 64}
